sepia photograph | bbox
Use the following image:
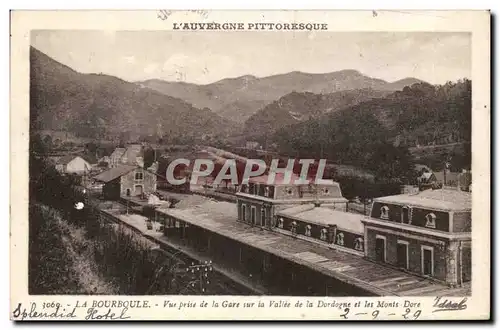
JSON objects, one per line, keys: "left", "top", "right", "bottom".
{"left": 10, "top": 10, "right": 490, "bottom": 321}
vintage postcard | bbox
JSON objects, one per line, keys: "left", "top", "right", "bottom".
{"left": 10, "top": 10, "right": 490, "bottom": 321}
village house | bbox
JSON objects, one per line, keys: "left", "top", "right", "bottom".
{"left": 93, "top": 163, "right": 157, "bottom": 200}
{"left": 236, "top": 173, "right": 349, "bottom": 230}
{"left": 108, "top": 148, "right": 126, "bottom": 168}
{"left": 55, "top": 155, "right": 93, "bottom": 175}
{"left": 414, "top": 164, "right": 432, "bottom": 176}
{"left": 120, "top": 144, "right": 144, "bottom": 166}
{"left": 417, "top": 169, "right": 472, "bottom": 192}
{"left": 108, "top": 144, "right": 144, "bottom": 168}
{"left": 361, "top": 188, "right": 471, "bottom": 286}
{"left": 417, "top": 172, "right": 436, "bottom": 185}
{"left": 417, "top": 172, "right": 440, "bottom": 191}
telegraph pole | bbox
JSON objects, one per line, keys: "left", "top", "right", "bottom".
{"left": 444, "top": 161, "right": 447, "bottom": 187}
{"left": 444, "top": 157, "right": 451, "bottom": 187}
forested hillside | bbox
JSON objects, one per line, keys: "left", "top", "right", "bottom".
{"left": 272, "top": 80, "right": 471, "bottom": 178}
{"left": 243, "top": 89, "right": 390, "bottom": 138}
{"left": 30, "top": 47, "right": 236, "bottom": 141}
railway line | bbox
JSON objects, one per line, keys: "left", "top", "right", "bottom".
{"left": 94, "top": 196, "right": 257, "bottom": 296}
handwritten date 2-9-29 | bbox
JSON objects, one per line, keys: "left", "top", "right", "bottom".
{"left": 342, "top": 307, "right": 422, "bottom": 320}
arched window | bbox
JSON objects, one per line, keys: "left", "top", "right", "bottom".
{"left": 354, "top": 238, "right": 364, "bottom": 251}
{"left": 305, "top": 225, "right": 312, "bottom": 237}
{"left": 425, "top": 213, "right": 437, "bottom": 229}
{"left": 380, "top": 206, "right": 389, "bottom": 220}
{"left": 278, "top": 218, "right": 284, "bottom": 229}
{"left": 336, "top": 232, "right": 345, "bottom": 246}
{"left": 323, "top": 188, "right": 330, "bottom": 194}
{"left": 401, "top": 206, "right": 411, "bottom": 224}
{"left": 264, "top": 186, "right": 270, "bottom": 197}
{"left": 320, "top": 228, "right": 328, "bottom": 241}
{"left": 241, "top": 204, "right": 247, "bottom": 222}
{"left": 291, "top": 221, "right": 297, "bottom": 234}
{"left": 287, "top": 188, "right": 293, "bottom": 195}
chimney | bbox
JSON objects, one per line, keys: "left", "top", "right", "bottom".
{"left": 136, "top": 156, "right": 144, "bottom": 168}
{"left": 148, "top": 161, "right": 158, "bottom": 173}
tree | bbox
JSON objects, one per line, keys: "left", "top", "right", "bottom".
{"left": 42, "top": 135, "right": 53, "bottom": 150}
{"left": 142, "top": 205, "right": 156, "bottom": 219}
{"left": 85, "top": 141, "right": 99, "bottom": 156}
{"left": 365, "top": 142, "right": 415, "bottom": 184}
{"left": 143, "top": 147, "right": 156, "bottom": 169}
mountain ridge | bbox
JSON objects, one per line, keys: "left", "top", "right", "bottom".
{"left": 139, "top": 71, "right": 426, "bottom": 123}
{"left": 243, "top": 88, "right": 392, "bottom": 138}
{"left": 30, "top": 47, "right": 236, "bottom": 141}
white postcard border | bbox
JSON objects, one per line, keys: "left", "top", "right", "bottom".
{"left": 10, "top": 10, "right": 491, "bottom": 320}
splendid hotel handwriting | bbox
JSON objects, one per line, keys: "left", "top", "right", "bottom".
{"left": 12, "top": 302, "right": 131, "bottom": 321}
{"left": 432, "top": 297, "right": 468, "bottom": 313}
{"left": 12, "top": 303, "right": 77, "bottom": 321}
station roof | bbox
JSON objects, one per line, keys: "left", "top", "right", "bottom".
{"left": 248, "top": 173, "right": 339, "bottom": 186}
{"left": 374, "top": 188, "right": 472, "bottom": 211}
{"left": 277, "top": 205, "right": 365, "bottom": 234}
{"left": 156, "top": 200, "right": 470, "bottom": 297}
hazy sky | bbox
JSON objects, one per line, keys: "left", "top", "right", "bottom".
{"left": 31, "top": 30, "right": 470, "bottom": 85}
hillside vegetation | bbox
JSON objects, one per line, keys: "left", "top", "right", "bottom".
{"left": 271, "top": 80, "right": 471, "bottom": 178}
{"left": 243, "top": 89, "right": 390, "bottom": 138}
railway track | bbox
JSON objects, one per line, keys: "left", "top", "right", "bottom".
{"left": 95, "top": 198, "right": 256, "bottom": 295}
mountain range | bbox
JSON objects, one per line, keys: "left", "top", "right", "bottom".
{"left": 30, "top": 47, "right": 236, "bottom": 141}
{"left": 138, "top": 71, "right": 424, "bottom": 123}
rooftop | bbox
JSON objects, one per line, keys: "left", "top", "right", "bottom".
{"left": 374, "top": 188, "right": 471, "bottom": 211}
{"left": 56, "top": 154, "right": 81, "bottom": 165}
{"left": 419, "top": 172, "right": 434, "bottom": 180}
{"left": 159, "top": 201, "right": 470, "bottom": 297}
{"left": 248, "top": 172, "right": 338, "bottom": 186}
{"left": 414, "top": 164, "right": 432, "bottom": 172}
{"left": 277, "top": 205, "right": 365, "bottom": 234}
{"left": 110, "top": 148, "right": 126, "bottom": 157}
{"left": 93, "top": 164, "right": 137, "bottom": 183}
